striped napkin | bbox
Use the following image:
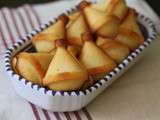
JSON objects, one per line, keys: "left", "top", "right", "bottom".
{"left": 0, "top": 0, "right": 159, "bottom": 120}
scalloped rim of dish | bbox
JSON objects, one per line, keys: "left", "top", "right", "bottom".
{"left": 4, "top": 5, "right": 157, "bottom": 97}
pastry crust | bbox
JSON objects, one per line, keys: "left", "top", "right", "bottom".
{"left": 81, "top": 76, "right": 94, "bottom": 89}
{"left": 16, "top": 53, "right": 45, "bottom": 85}
{"left": 80, "top": 33, "right": 116, "bottom": 80}
{"left": 96, "top": 15, "right": 120, "bottom": 38}
{"left": 12, "top": 57, "right": 18, "bottom": 74}
{"left": 79, "top": 1, "right": 120, "bottom": 37}
{"left": 79, "top": 1, "right": 108, "bottom": 32}
{"left": 97, "top": 37, "right": 130, "bottom": 63}
{"left": 48, "top": 79, "right": 85, "bottom": 91}
{"left": 87, "top": 65, "right": 116, "bottom": 75}
{"left": 107, "top": 0, "right": 128, "bottom": 20}
{"left": 116, "top": 9, "right": 144, "bottom": 50}
{"left": 32, "top": 14, "right": 68, "bottom": 52}
{"left": 67, "top": 12, "right": 90, "bottom": 46}
{"left": 43, "top": 41, "right": 88, "bottom": 90}
{"left": 44, "top": 72, "right": 88, "bottom": 85}
{"left": 67, "top": 45, "right": 81, "bottom": 57}
{"left": 12, "top": 52, "right": 53, "bottom": 85}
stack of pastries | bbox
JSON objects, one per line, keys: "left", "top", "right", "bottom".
{"left": 12, "top": 0, "right": 144, "bottom": 91}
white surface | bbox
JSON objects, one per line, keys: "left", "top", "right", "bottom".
{"left": 0, "top": 56, "right": 35, "bottom": 120}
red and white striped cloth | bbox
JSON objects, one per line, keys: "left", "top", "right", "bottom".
{"left": 0, "top": 0, "right": 159, "bottom": 120}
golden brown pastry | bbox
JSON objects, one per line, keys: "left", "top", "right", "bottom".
{"left": 67, "top": 12, "right": 81, "bottom": 27}
{"left": 12, "top": 57, "right": 18, "bottom": 73}
{"left": 97, "top": 37, "right": 130, "bottom": 63}
{"left": 79, "top": 1, "right": 107, "bottom": 32}
{"left": 107, "top": 0, "right": 128, "bottom": 21}
{"left": 79, "top": 1, "right": 120, "bottom": 38}
{"left": 81, "top": 76, "right": 94, "bottom": 89}
{"left": 67, "top": 45, "right": 81, "bottom": 58}
{"left": 86, "top": 0, "right": 128, "bottom": 21}
{"left": 12, "top": 52, "right": 53, "bottom": 85}
{"left": 116, "top": 9, "right": 144, "bottom": 51}
{"left": 67, "top": 12, "right": 90, "bottom": 46}
{"left": 50, "top": 45, "right": 82, "bottom": 58}
{"left": 90, "top": 0, "right": 110, "bottom": 12}
{"left": 32, "top": 14, "right": 69, "bottom": 53}
{"left": 96, "top": 15, "right": 120, "bottom": 38}
{"left": 79, "top": 32, "right": 116, "bottom": 81}
{"left": 43, "top": 40, "right": 88, "bottom": 91}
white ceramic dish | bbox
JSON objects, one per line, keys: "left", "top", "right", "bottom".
{"left": 4, "top": 6, "right": 157, "bottom": 112}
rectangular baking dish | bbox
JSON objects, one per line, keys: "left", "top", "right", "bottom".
{"left": 4, "top": 5, "right": 157, "bottom": 112}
